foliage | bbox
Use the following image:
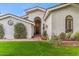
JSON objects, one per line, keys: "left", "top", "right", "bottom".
{"left": 59, "top": 32, "right": 66, "bottom": 40}
{"left": 48, "top": 35, "right": 58, "bottom": 44}
{"left": 65, "top": 32, "right": 72, "bottom": 40}
{"left": 71, "top": 32, "right": 79, "bottom": 41}
{"left": 42, "top": 31, "right": 48, "bottom": 40}
{"left": 70, "top": 33, "right": 76, "bottom": 40}
{"left": 48, "top": 35, "right": 62, "bottom": 47}
{"left": 14, "top": 23, "right": 27, "bottom": 39}
{"left": 0, "top": 25, "right": 4, "bottom": 39}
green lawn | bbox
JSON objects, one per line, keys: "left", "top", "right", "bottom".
{"left": 0, "top": 41, "right": 79, "bottom": 56}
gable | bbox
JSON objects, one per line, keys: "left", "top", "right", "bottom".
{"left": 51, "top": 5, "right": 79, "bottom": 15}
{"left": 0, "top": 14, "right": 34, "bottom": 25}
{"left": 44, "top": 3, "right": 79, "bottom": 21}
{"left": 25, "top": 7, "right": 46, "bottom": 14}
{"left": 27, "top": 9, "right": 45, "bottom": 14}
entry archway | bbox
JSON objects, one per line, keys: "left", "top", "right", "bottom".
{"left": 34, "top": 17, "right": 41, "bottom": 36}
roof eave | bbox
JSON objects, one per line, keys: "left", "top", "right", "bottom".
{"left": 44, "top": 3, "right": 71, "bottom": 21}
{"left": 0, "top": 14, "right": 34, "bottom": 25}
{"left": 24, "top": 7, "right": 46, "bottom": 13}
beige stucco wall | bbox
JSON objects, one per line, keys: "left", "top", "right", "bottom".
{"left": 27, "top": 11, "right": 45, "bottom": 35}
{"left": 0, "top": 17, "right": 32, "bottom": 39}
{"left": 45, "top": 14, "right": 52, "bottom": 39}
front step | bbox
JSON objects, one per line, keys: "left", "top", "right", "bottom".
{"left": 32, "top": 36, "right": 42, "bottom": 40}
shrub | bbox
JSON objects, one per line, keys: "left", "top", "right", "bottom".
{"left": 65, "top": 32, "right": 72, "bottom": 40}
{"left": 59, "top": 32, "right": 66, "bottom": 40}
{"left": 42, "top": 31, "right": 48, "bottom": 40}
{"left": 0, "top": 25, "right": 4, "bottom": 39}
{"left": 48, "top": 35, "right": 58, "bottom": 46}
{"left": 48, "top": 35, "right": 62, "bottom": 47}
{"left": 70, "top": 33, "right": 76, "bottom": 40}
{"left": 71, "top": 32, "right": 79, "bottom": 41}
{"left": 14, "top": 23, "right": 27, "bottom": 39}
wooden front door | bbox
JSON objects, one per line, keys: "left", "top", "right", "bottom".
{"left": 34, "top": 17, "right": 41, "bottom": 36}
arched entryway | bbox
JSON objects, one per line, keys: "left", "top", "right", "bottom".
{"left": 34, "top": 17, "right": 41, "bottom": 36}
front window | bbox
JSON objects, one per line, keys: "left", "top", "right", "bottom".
{"left": 65, "top": 15, "right": 73, "bottom": 33}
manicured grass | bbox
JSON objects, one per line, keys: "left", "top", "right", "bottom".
{"left": 0, "top": 41, "right": 79, "bottom": 56}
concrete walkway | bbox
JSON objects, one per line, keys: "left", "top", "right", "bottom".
{"left": 0, "top": 37, "right": 46, "bottom": 41}
{"left": 1, "top": 37, "right": 79, "bottom": 46}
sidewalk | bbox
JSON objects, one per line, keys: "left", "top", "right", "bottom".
{"left": 0, "top": 37, "right": 46, "bottom": 41}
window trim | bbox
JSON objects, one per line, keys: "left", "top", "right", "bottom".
{"left": 65, "top": 15, "right": 73, "bottom": 33}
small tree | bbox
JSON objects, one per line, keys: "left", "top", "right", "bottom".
{"left": 0, "top": 25, "right": 4, "bottom": 39}
{"left": 14, "top": 23, "right": 27, "bottom": 39}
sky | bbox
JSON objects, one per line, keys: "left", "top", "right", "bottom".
{"left": 0, "top": 3, "right": 61, "bottom": 16}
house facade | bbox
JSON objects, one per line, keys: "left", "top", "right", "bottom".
{"left": 0, "top": 3, "right": 79, "bottom": 39}
{"left": 44, "top": 3, "right": 79, "bottom": 39}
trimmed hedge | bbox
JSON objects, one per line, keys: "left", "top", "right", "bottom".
{"left": 14, "top": 23, "right": 27, "bottom": 39}
{"left": 59, "top": 32, "right": 66, "bottom": 40}
{"left": 0, "top": 25, "right": 4, "bottom": 39}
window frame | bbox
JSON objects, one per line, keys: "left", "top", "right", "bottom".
{"left": 65, "top": 15, "right": 73, "bottom": 33}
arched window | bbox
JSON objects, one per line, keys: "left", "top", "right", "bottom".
{"left": 65, "top": 15, "right": 73, "bottom": 33}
